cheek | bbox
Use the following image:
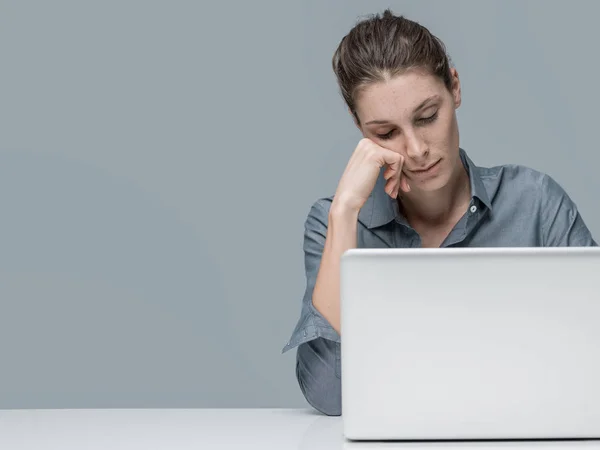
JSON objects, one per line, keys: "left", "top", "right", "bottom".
{"left": 429, "top": 112, "right": 458, "bottom": 146}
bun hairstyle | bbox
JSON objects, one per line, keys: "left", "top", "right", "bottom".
{"left": 332, "top": 9, "right": 454, "bottom": 125}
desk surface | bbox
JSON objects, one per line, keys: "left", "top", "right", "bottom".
{"left": 1, "top": 408, "right": 600, "bottom": 450}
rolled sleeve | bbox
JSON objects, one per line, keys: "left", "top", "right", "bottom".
{"left": 540, "top": 174, "right": 598, "bottom": 247}
{"left": 282, "top": 198, "right": 342, "bottom": 416}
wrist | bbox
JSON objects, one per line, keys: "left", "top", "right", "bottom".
{"left": 329, "top": 199, "right": 361, "bottom": 221}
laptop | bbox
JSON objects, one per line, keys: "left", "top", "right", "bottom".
{"left": 339, "top": 247, "right": 600, "bottom": 441}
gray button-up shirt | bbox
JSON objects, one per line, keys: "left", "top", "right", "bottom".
{"left": 282, "top": 148, "right": 597, "bottom": 416}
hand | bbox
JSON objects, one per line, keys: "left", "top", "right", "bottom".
{"left": 332, "top": 138, "right": 410, "bottom": 213}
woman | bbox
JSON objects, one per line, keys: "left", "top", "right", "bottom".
{"left": 282, "top": 10, "right": 597, "bottom": 416}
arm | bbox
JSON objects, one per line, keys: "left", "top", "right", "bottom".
{"left": 312, "top": 202, "right": 359, "bottom": 334}
{"left": 540, "top": 174, "right": 598, "bottom": 246}
{"left": 291, "top": 200, "right": 359, "bottom": 416}
{"left": 283, "top": 139, "right": 406, "bottom": 416}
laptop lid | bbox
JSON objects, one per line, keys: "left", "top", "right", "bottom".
{"left": 340, "top": 247, "right": 600, "bottom": 440}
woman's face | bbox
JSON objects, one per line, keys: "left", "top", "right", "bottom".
{"left": 353, "top": 68, "right": 462, "bottom": 193}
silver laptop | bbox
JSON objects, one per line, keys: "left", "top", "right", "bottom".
{"left": 340, "top": 247, "right": 600, "bottom": 441}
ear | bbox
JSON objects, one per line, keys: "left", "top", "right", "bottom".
{"left": 450, "top": 68, "right": 462, "bottom": 109}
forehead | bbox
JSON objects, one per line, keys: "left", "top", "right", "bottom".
{"left": 355, "top": 71, "right": 445, "bottom": 122}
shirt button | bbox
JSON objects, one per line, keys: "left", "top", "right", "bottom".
{"left": 470, "top": 205, "right": 477, "bottom": 213}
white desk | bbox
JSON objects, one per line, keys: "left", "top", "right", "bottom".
{"left": 1, "top": 408, "right": 600, "bottom": 449}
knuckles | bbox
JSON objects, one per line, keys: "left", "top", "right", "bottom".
{"left": 356, "top": 138, "right": 403, "bottom": 165}
{"left": 357, "top": 138, "right": 378, "bottom": 158}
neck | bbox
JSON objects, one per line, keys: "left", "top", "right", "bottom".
{"left": 398, "top": 162, "right": 471, "bottom": 227}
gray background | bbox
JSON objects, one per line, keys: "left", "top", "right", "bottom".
{"left": 0, "top": 0, "right": 598, "bottom": 408}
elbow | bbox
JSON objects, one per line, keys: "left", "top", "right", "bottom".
{"left": 308, "top": 394, "right": 342, "bottom": 417}
{"left": 311, "top": 394, "right": 342, "bottom": 417}
{"left": 295, "top": 339, "right": 342, "bottom": 416}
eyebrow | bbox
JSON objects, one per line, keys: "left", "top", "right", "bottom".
{"left": 364, "top": 95, "right": 440, "bottom": 125}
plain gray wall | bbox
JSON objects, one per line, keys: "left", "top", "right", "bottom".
{"left": 0, "top": 0, "right": 598, "bottom": 408}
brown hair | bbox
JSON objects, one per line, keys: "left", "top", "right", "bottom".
{"left": 332, "top": 9, "right": 453, "bottom": 125}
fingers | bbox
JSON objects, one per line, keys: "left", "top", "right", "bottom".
{"left": 361, "top": 140, "right": 411, "bottom": 199}
{"left": 383, "top": 165, "right": 395, "bottom": 180}
{"left": 382, "top": 151, "right": 410, "bottom": 198}
{"left": 392, "top": 177, "right": 410, "bottom": 198}
{"left": 400, "top": 174, "right": 411, "bottom": 193}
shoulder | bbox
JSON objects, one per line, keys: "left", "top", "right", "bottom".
{"left": 305, "top": 196, "right": 334, "bottom": 220}
{"left": 309, "top": 196, "right": 335, "bottom": 215}
{"left": 477, "top": 162, "right": 561, "bottom": 202}
{"left": 480, "top": 162, "right": 546, "bottom": 188}
{"left": 303, "top": 196, "right": 335, "bottom": 230}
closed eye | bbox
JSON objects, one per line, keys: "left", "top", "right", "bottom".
{"left": 376, "top": 130, "right": 395, "bottom": 140}
{"left": 418, "top": 111, "right": 438, "bottom": 125}
{"left": 375, "top": 111, "right": 439, "bottom": 140}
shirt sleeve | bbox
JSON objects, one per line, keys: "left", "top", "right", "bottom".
{"left": 296, "top": 336, "right": 342, "bottom": 416}
{"left": 540, "top": 174, "right": 598, "bottom": 247}
{"left": 281, "top": 198, "right": 342, "bottom": 416}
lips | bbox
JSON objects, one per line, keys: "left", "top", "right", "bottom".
{"left": 409, "top": 160, "right": 440, "bottom": 173}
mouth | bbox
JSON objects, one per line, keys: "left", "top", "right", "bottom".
{"left": 409, "top": 159, "right": 441, "bottom": 174}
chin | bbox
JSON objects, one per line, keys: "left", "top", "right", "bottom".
{"left": 410, "top": 164, "right": 453, "bottom": 193}
{"left": 414, "top": 176, "right": 450, "bottom": 192}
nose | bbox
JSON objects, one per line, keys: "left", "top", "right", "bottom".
{"left": 404, "top": 129, "right": 429, "bottom": 161}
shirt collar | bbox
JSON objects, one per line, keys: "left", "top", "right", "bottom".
{"left": 357, "top": 148, "right": 492, "bottom": 229}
